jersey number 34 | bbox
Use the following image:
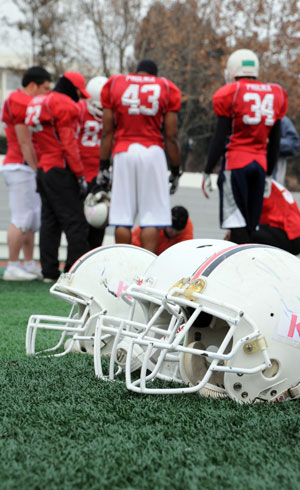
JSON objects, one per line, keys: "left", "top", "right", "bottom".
{"left": 243, "top": 93, "right": 275, "bottom": 126}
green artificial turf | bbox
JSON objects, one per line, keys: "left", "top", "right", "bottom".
{"left": 1, "top": 272, "right": 300, "bottom": 489}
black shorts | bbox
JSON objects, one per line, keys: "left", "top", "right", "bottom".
{"left": 250, "top": 224, "right": 300, "bottom": 255}
{"left": 218, "top": 161, "right": 265, "bottom": 232}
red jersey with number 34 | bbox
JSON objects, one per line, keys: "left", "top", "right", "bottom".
{"left": 77, "top": 99, "right": 102, "bottom": 182}
{"left": 213, "top": 79, "right": 288, "bottom": 171}
{"left": 101, "top": 73, "right": 181, "bottom": 155}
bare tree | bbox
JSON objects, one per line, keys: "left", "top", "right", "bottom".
{"left": 209, "top": 0, "right": 300, "bottom": 119}
{"left": 135, "top": 0, "right": 228, "bottom": 171}
{"left": 79, "top": 0, "right": 145, "bottom": 76}
{"left": 2, "top": 0, "right": 76, "bottom": 77}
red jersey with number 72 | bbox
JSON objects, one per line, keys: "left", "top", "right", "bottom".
{"left": 26, "top": 92, "right": 84, "bottom": 177}
{"left": 101, "top": 73, "right": 181, "bottom": 155}
{"left": 213, "top": 79, "right": 288, "bottom": 171}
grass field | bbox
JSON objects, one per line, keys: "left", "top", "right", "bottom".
{"left": 1, "top": 270, "right": 300, "bottom": 490}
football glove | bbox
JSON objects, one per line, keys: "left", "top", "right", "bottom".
{"left": 77, "top": 176, "right": 88, "bottom": 200}
{"left": 95, "top": 158, "right": 112, "bottom": 193}
{"left": 169, "top": 165, "right": 182, "bottom": 195}
{"left": 96, "top": 168, "right": 111, "bottom": 193}
{"left": 264, "top": 175, "right": 272, "bottom": 198}
{"left": 202, "top": 172, "right": 213, "bottom": 198}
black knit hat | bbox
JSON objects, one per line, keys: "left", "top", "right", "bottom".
{"left": 171, "top": 206, "right": 189, "bottom": 231}
{"left": 136, "top": 59, "right": 158, "bottom": 76}
{"left": 22, "top": 66, "right": 52, "bottom": 87}
{"left": 53, "top": 75, "right": 79, "bottom": 102}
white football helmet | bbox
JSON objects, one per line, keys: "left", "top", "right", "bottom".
{"left": 26, "top": 245, "right": 156, "bottom": 361}
{"left": 224, "top": 49, "right": 259, "bottom": 83}
{"left": 84, "top": 191, "right": 110, "bottom": 228}
{"left": 123, "top": 244, "right": 300, "bottom": 403}
{"left": 94, "top": 239, "right": 236, "bottom": 382}
{"left": 86, "top": 76, "right": 108, "bottom": 120}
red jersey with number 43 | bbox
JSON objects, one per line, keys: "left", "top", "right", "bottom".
{"left": 25, "top": 91, "right": 84, "bottom": 177}
{"left": 213, "top": 79, "right": 288, "bottom": 171}
{"left": 1, "top": 89, "right": 33, "bottom": 165}
{"left": 101, "top": 73, "right": 181, "bottom": 155}
{"left": 77, "top": 99, "right": 102, "bottom": 182}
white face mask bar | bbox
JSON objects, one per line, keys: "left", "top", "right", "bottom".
{"left": 26, "top": 298, "right": 105, "bottom": 356}
{"left": 93, "top": 283, "right": 186, "bottom": 381}
{"left": 124, "top": 286, "right": 271, "bottom": 395}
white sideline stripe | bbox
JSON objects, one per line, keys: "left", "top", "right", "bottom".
{"left": 0, "top": 230, "right": 114, "bottom": 262}
{"left": 0, "top": 155, "right": 218, "bottom": 189}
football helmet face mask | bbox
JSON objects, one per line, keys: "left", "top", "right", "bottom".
{"left": 84, "top": 191, "right": 110, "bottom": 228}
{"left": 26, "top": 245, "right": 156, "bottom": 360}
{"left": 224, "top": 49, "right": 259, "bottom": 83}
{"left": 124, "top": 245, "right": 300, "bottom": 403}
{"left": 86, "top": 76, "right": 108, "bottom": 120}
{"left": 94, "top": 239, "right": 236, "bottom": 382}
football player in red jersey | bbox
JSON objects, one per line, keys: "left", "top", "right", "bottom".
{"left": 225, "top": 180, "right": 300, "bottom": 255}
{"left": 99, "top": 59, "right": 181, "bottom": 253}
{"left": 26, "top": 72, "right": 91, "bottom": 281}
{"left": 251, "top": 179, "right": 300, "bottom": 254}
{"left": 202, "top": 49, "right": 288, "bottom": 244}
{"left": 1, "top": 66, "right": 51, "bottom": 281}
{"left": 77, "top": 76, "right": 108, "bottom": 249}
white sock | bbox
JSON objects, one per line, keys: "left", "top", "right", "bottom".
{"left": 8, "top": 261, "right": 20, "bottom": 267}
{"left": 24, "top": 260, "right": 35, "bottom": 266}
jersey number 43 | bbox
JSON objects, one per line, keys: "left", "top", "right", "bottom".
{"left": 121, "top": 84, "right": 161, "bottom": 116}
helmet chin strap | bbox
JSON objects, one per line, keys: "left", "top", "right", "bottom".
{"left": 270, "top": 382, "right": 300, "bottom": 403}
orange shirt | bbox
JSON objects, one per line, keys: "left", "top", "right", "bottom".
{"left": 131, "top": 218, "right": 194, "bottom": 255}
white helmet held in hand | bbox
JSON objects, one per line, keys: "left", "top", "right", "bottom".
{"left": 224, "top": 49, "right": 259, "bottom": 84}
{"left": 84, "top": 191, "right": 110, "bottom": 229}
{"left": 86, "top": 76, "right": 108, "bottom": 120}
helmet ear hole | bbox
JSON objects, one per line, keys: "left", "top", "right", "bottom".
{"left": 262, "top": 359, "right": 279, "bottom": 379}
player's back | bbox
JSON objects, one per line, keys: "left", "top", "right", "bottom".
{"left": 213, "top": 79, "right": 287, "bottom": 170}
{"left": 101, "top": 73, "right": 181, "bottom": 154}
{"left": 26, "top": 92, "right": 80, "bottom": 169}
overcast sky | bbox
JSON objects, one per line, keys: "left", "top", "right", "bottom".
{"left": 1, "top": 0, "right": 30, "bottom": 58}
